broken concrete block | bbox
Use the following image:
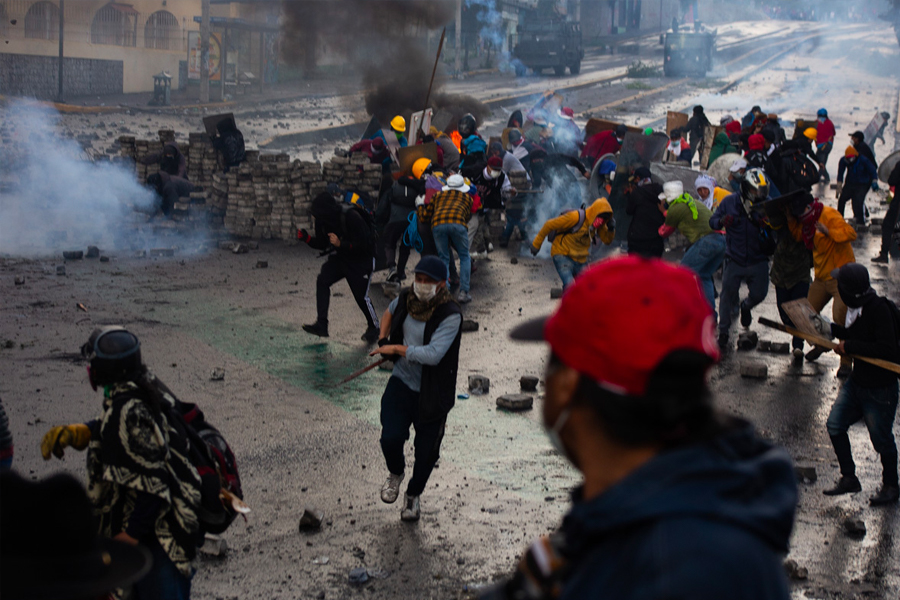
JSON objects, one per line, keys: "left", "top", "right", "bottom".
{"left": 99, "top": 256, "right": 110, "bottom": 263}
{"left": 510, "top": 257, "right": 518, "bottom": 265}
{"left": 86, "top": 246, "right": 100, "bottom": 258}
{"left": 149, "top": 248, "right": 175, "bottom": 257}
{"left": 468, "top": 375, "right": 490, "bottom": 395}
{"left": 795, "top": 466, "right": 817, "bottom": 483}
{"left": 740, "top": 362, "right": 768, "bottom": 379}
{"left": 550, "top": 287, "right": 564, "bottom": 299}
{"left": 783, "top": 559, "right": 808, "bottom": 580}
{"left": 520, "top": 376, "right": 539, "bottom": 392}
{"left": 14, "top": 276, "right": 25, "bottom": 286}
{"left": 249, "top": 241, "right": 260, "bottom": 250}
{"left": 770, "top": 342, "right": 790, "bottom": 354}
{"left": 737, "top": 331, "right": 759, "bottom": 350}
{"left": 348, "top": 567, "right": 369, "bottom": 584}
{"left": 210, "top": 368, "right": 225, "bottom": 381}
{"left": 757, "top": 340, "right": 772, "bottom": 352}
{"left": 842, "top": 518, "right": 866, "bottom": 537}
{"left": 497, "top": 394, "right": 534, "bottom": 411}
{"left": 298, "top": 508, "right": 325, "bottom": 531}
{"left": 256, "top": 261, "right": 268, "bottom": 269}
{"left": 56, "top": 265, "right": 66, "bottom": 276}
{"left": 218, "top": 241, "right": 234, "bottom": 250}
{"left": 63, "top": 250, "right": 83, "bottom": 260}
{"left": 232, "top": 244, "right": 249, "bottom": 254}
{"left": 200, "top": 534, "right": 228, "bottom": 556}
{"left": 461, "top": 319, "right": 479, "bottom": 333}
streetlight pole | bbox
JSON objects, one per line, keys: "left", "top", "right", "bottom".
{"left": 200, "top": 0, "right": 210, "bottom": 102}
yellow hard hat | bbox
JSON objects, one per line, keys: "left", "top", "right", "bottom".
{"left": 412, "top": 158, "right": 432, "bottom": 179}
{"left": 803, "top": 127, "right": 817, "bottom": 141}
{"left": 390, "top": 115, "right": 406, "bottom": 133}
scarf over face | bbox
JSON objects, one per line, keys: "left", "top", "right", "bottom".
{"left": 800, "top": 201, "right": 824, "bottom": 250}
{"left": 406, "top": 286, "right": 455, "bottom": 322}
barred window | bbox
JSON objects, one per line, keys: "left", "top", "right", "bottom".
{"left": 24, "top": 1, "right": 59, "bottom": 40}
{"left": 91, "top": 2, "right": 137, "bottom": 47}
{"left": 144, "top": 9, "right": 178, "bottom": 50}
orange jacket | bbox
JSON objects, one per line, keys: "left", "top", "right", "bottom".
{"left": 789, "top": 206, "right": 855, "bottom": 281}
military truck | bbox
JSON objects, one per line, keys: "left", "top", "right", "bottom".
{"left": 663, "top": 25, "right": 715, "bottom": 77}
{"left": 512, "top": 2, "right": 584, "bottom": 77}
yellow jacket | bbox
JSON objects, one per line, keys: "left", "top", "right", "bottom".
{"left": 788, "top": 206, "right": 856, "bottom": 281}
{"left": 712, "top": 187, "right": 731, "bottom": 210}
{"left": 532, "top": 198, "right": 615, "bottom": 263}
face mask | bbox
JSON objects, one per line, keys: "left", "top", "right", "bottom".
{"left": 545, "top": 407, "right": 572, "bottom": 458}
{"left": 507, "top": 144, "right": 514, "bottom": 152}
{"left": 413, "top": 281, "right": 437, "bottom": 301}
{"left": 818, "top": 117, "right": 825, "bottom": 123}
{"left": 730, "top": 179, "right": 741, "bottom": 192}
{"left": 846, "top": 157, "right": 856, "bottom": 164}
{"left": 489, "top": 169, "right": 502, "bottom": 180}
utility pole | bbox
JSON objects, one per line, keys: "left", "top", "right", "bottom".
{"left": 57, "top": 0, "right": 64, "bottom": 101}
{"left": 200, "top": 0, "right": 210, "bottom": 103}
{"left": 455, "top": 0, "right": 461, "bottom": 75}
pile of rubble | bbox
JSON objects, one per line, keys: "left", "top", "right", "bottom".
{"left": 115, "top": 131, "right": 385, "bottom": 242}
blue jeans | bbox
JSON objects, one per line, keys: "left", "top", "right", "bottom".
{"left": 826, "top": 378, "right": 899, "bottom": 484}
{"left": 680, "top": 233, "right": 725, "bottom": 317}
{"left": 718, "top": 258, "right": 769, "bottom": 334}
{"left": 552, "top": 255, "right": 586, "bottom": 289}
{"left": 501, "top": 208, "right": 527, "bottom": 242}
{"left": 132, "top": 539, "right": 192, "bottom": 600}
{"left": 433, "top": 223, "right": 471, "bottom": 292}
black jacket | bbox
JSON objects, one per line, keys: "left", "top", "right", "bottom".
{"left": 625, "top": 183, "right": 665, "bottom": 245}
{"left": 855, "top": 140, "right": 876, "bottom": 168}
{"left": 308, "top": 194, "right": 374, "bottom": 260}
{"left": 389, "top": 290, "right": 462, "bottom": 423}
{"left": 833, "top": 296, "right": 900, "bottom": 389}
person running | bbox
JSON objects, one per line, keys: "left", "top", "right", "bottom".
{"left": 836, "top": 145, "right": 878, "bottom": 230}
{"left": 530, "top": 197, "right": 616, "bottom": 289}
{"left": 815, "top": 108, "right": 836, "bottom": 183}
{"left": 487, "top": 256, "right": 797, "bottom": 600}
{"left": 625, "top": 167, "right": 665, "bottom": 258}
{"left": 873, "top": 159, "right": 900, "bottom": 264}
{"left": 812, "top": 263, "right": 900, "bottom": 505}
{"left": 370, "top": 256, "right": 463, "bottom": 522}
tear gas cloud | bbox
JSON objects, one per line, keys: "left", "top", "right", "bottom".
{"left": 523, "top": 170, "right": 589, "bottom": 259}
{"left": 0, "top": 100, "right": 203, "bottom": 256}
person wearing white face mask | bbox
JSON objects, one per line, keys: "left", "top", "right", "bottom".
{"left": 369, "top": 256, "right": 463, "bottom": 522}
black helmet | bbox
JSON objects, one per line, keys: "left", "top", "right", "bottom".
{"left": 82, "top": 327, "right": 142, "bottom": 390}
{"left": 458, "top": 113, "right": 477, "bottom": 138}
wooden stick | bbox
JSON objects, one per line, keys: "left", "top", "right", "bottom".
{"left": 423, "top": 28, "right": 446, "bottom": 118}
{"left": 758, "top": 317, "right": 900, "bottom": 375}
{"left": 337, "top": 357, "right": 389, "bottom": 385}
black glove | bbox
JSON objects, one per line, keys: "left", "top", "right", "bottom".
{"left": 298, "top": 229, "right": 311, "bottom": 243}
{"left": 530, "top": 244, "right": 540, "bottom": 256}
{"left": 378, "top": 338, "right": 389, "bottom": 347}
{"left": 606, "top": 217, "right": 616, "bottom": 233}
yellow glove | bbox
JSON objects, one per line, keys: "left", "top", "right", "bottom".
{"left": 41, "top": 424, "right": 91, "bottom": 460}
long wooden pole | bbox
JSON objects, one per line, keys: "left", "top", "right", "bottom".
{"left": 424, "top": 28, "right": 446, "bottom": 112}
{"left": 758, "top": 317, "right": 900, "bottom": 375}
{"left": 337, "top": 358, "right": 389, "bottom": 385}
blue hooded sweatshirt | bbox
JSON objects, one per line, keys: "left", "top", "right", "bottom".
{"left": 555, "top": 422, "right": 796, "bottom": 600}
{"left": 710, "top": 193, "right": 773, "bottom": 266}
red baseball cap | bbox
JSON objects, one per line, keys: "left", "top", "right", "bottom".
{"left": 487, "top": 156, "right": 503, "bottom": 170}
{"left": 510, "top": 256, "right": 719, "bottom": 396}
{"left": 558, "top": 107, "right": 575, "bottom": 120}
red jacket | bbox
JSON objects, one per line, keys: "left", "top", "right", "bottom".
{"left": 816, "top": 119, "right": 835, "bottom": 146}
{"left": 581, "top": 130, "right": 621, "bottom": 166}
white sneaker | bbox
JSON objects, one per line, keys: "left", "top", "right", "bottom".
{"left": 380, "top": 472, "right": 404, "bottom": 504}
{"left": 400, "top": 494, "right": 420, "bottom": 521}
{"left": 457, "top": 290, "right": 473, "bottom": 304}
{"left": 487, "top": 242, "right": 494, "bottom": 252}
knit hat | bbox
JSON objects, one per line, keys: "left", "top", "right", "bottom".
{"left": 725, "top": 120, "right": 741, "bottom": 135}
{"left": 748, "top": 134, "right": 765, "bottom": 151}
{"left": 371, "top": 137, "right": 385, "bottom": 151}
{"left": 845, "top": 145, "right": 859, "bottom": 157}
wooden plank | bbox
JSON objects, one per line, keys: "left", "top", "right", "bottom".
{"left": 780, "top": 298, "right": 822, "bottom": 337}
{"left": 666, "top": 110, "right": 689, "bottom": 136}
{"left": 584, "top": 118, "right": 642, "bottom": 142}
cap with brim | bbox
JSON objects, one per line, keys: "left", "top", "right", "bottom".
{"left": 730, "top": 158, "right": 748, "bottom": 172}
{"left": 414, "top": 255, "right": 448, "bottom": 282}
{"left": 850, "top": 131, "right": 865, "bottom": 139}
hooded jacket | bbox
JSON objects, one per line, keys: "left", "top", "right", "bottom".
{"left": 710, "top": 194, "right": 772, "bottom": 266}
{"left": 787, "top": 206, "right": 855, "bottom": 281}
{"left": 837, "top": 155, "right": 877, "bottom": 186}
{"left": 708, "top": 131, "right": 739, "bottom": 166}
{"left": 533, "top": 197, "right": 615, "bottom": 263}
{"left": 140, "top": 143, "right": 187, "bottom": 179}
{"left": 832, "top": 291, "right": 900, "bottom": 389}
{"left": 308, "top": 193, "right": 374, "bottom": 260}
{"left": 556, "top": 422, "right": 796, "bottom": 600}
{"left": 625, "top": 182, "right": 665, "bottom": 246}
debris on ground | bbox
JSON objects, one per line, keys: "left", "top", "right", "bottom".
{"left": 842, "top": 518, "right": 866, "bottom": 538}
{"left": 520, "top": 376, "right": 539, "bottom": 392}
{"left": 86, "top": 246, "right": 100, "bottom": 258}
{"left": 200, "top": 534, "right": 228, "bottom": 556}
{"left": 468, "top": 375, "right": 490, "bottom": 395}
{"left": 210, "top": 368, "right": 225, "bottom": 381}
{"left": 496, "top": 394, "right": 534, "bottom": 411}
{"left": 349, "top": 567, "right": 369, "bottom": 584}
{"left": 56, "top": 266, "right": 65, "bottom": 276}
{"left": 461, "top": 319, "right": 479, "bottom": 333}
{"left": 740, "top": 362, "right": 768, "bottom": 379}
{"left": 256, "top": 260, "right": 269, "bottom": 269}
{"left": 550, "top": 287, "right": 564, "bottom": 299}
{"left": 737, "top": 331, "right": 759, "bottom": 351}
{"left": 14, "top": 276, "right": 25, "bottom": 286}
{"left": 298, "top": 507, "right": 325, "bottom": 531}
{"left": 63, "top": 250, "right": 83, "bottom": 260}
{"left": 795, "top": 466, "right": 818, "bottom": 483}
{"left": 783, "top": 559, "right": 808, "bottom": 580}
{"left": 232, "top": 243, "right": 249, "bottom": 254}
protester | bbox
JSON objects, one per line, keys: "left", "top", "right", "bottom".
{"left": 380, "top": 159, "right": 427, "bottom": 282}
{"left": 40, "top": 327, "right": 203, "bottom": 599}
{"left": 299, "top": 192, "right": 380, "bottom": 341}
{"left": 812, "top": 263, "right": 900, "bottom": 505}
{"left": 458, "top": 114, "right": 487, "bottom": 174}
{"left": 147, "top": 171, "right": 195, "bottom": 217}
{"left": 139, "top": 142, "right": 187, "bottom": 179}
{"left": 553, "top": 107, "right": 582, "bottom": 157}
{"left": 349, "top": 136, "right": 391, "bottom": 167}
{"left": 763, "top": 113, "right": 786, "bottom": 146}
{"left": 430, "top": 127, "right": 461, "bottom": 172}
{"left": 709, "top": 120, "right": 740, "bottom": 165}
{"left": 787, "top": 196, "right": 856, "bottom": 376}
{"left": 625, "top": 167, "right": 665, "bottom": 258}
{"left": 507, "top": 128, "right": 538, "bottom": 173}
{"left": 211, "top": 118, "right": 246, "bottom": 172}
{"left": 0, "top": 470, "right": 152, "bottom": 600}
{"left": 658, "top": 181, "right": 725, "bottom": 313}
{"left": 815, "top": 108, "right": 836, "bottom": 183}
{"left": 685, "top": 105, "right": 710, "bottom": 157}
{"left": 416, "top": 174, "right": 475, "bottom": 304}
{"left": 370, "top": 256, "right": 463, "bottom": 522}
{"left": 873, "top": 160, "right": 900, "bottom": 264}
{"left": 531, "top": 197, "right": 615, "bottom": 289}
{"left": 582, "top": 124, "right": 627, "bottom": 168}
{"left": 710, "top": 169, "right": 774, "bottom": 349}
{"left": 745, "top": 133, "right": 767, "bottom": 169}
{"left": 694, "top": 174, "right": 717, "bottom": 210}
{"left": 488, "top": 141, "right": 528, "bottom": 179}
{"left": 375, "top": 115, "right": 409, "bottom": 149}
{"left": 666, "top": 128, "right": 692, "bottom": 162}
{"left": 849, "top": 130, "right": 876, "bottom": 166}
{"left": 487, "top": 256, "right": 797, "bottom": 600}
{"left": 836, "top": 146, "right": 878, "bottom": 229}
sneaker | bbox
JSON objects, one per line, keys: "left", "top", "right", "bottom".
{"left": 361, "top": 327, "right": 379, "bottom": 343}
{"left": 792, "top": 348, "right": 804, "bottom": 360}
{"left": 487, "top": 242, "right": 494, "bottom": 253}
{"left": 805, "top": 345, "right": 827, "bottom": 362}
{"left": 872, "top": 254, "right": 889, "bottom": 264}
{"left": 498, "top": 239, "right": 509, "bottom": 249}
{"left": 380, "top": 472, "right": 404, "bottom": 504}
{"left": 302, "top": 321, "right": 329, "bottom": 338}
{"left": 457, "top": 290, "right": 473, "bottom": 304}
{"left": 386, "top": 268, "right": 399, "bottom": 283}
{"left": 470, "top": 251, "right": 487, "bottom": 259}
{"left": 870, "top": 485, "right": 900, "bottom": 506}
{"left": 837, "top": 363, "right": 852, "bottom": 378}
{"left": 396, "top": 270, "right": 407, "bottom": 281}
{"left": 400, "top": 494, "right": 420, "bottom": 521}
{"left": 823, "top": 475, "right": 862, "bottom": 496}
{"left": 717, "top": 332, "right": 730, "bottom": 352}
{"left": 740, "top": 302, "right": 752, "bottom": 328}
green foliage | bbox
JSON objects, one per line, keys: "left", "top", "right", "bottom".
{"left": 626, "top": 60, "right": 660, "bottom": 78}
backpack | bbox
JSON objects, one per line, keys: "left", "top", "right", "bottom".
{"left": 784, "top": 153, "right": 819, "bottom": 189}
{"left": 547, "top": 207, "right": 586, "bottom": 242}
{"left": 340, "top": 201, "right": 378, "bottom": 257}
{"left": 163, "top": 398, "right": 244, "bottom": 535}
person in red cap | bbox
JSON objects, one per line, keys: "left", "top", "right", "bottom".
{"left": 553, "top": 107, "right": 582, "bottom": 157}
{"left": 745, "top": 133, "right": 767, "bottom": 169}
{"left": 480, "top": 256, "right": 797, "bottom": 600}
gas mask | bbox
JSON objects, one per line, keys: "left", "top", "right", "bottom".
{"left": 413, "top": 281, "right": 438, "bottom": 301}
